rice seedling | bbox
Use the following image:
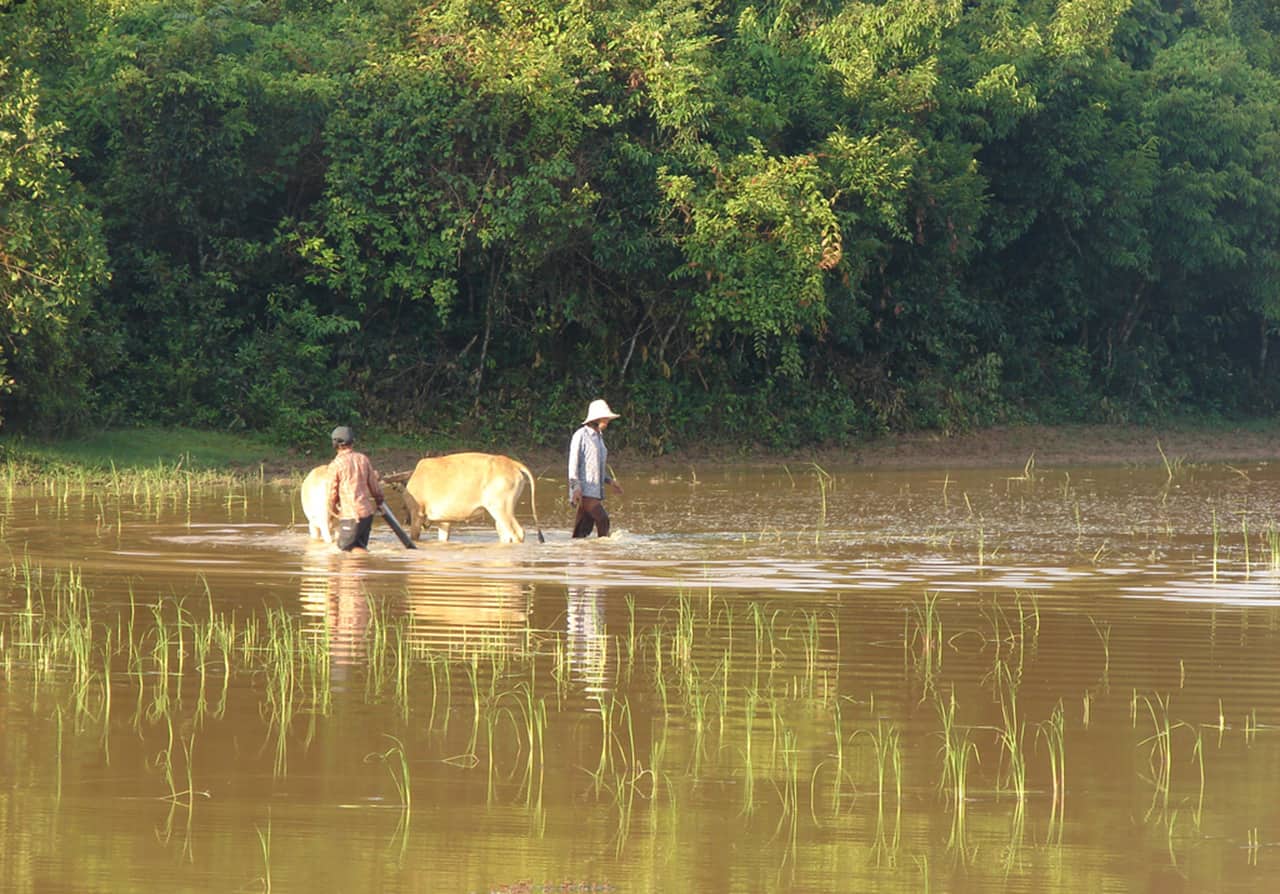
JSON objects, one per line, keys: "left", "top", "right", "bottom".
{"left": 1018, "top": 591, "right": 1041, "bottom": 645}
{"left": 99, "top": 638, "right": 113, "bottom": 757}
{"left": 1188, "top": 725, "right": 1205, "bottom": 829}
{"left": 775, "top": 726, "right": 801, "bottom": 851}
{"left": 367, "top": 733, "right": 412, "bottom": 844}
{"left": 935, "top": 689, "right": 979, "bottom": 851}
{"left": 1037, "top": 701, "right": 1067, "bottom": 844}
{"left": 748, "top": 601, "right": 781, "bottom": 672}
{"left": 623, "top": 594, "right": 638, "bottom": 676}
{"left": 1004, "top": 453, "right": 1037, "bottom": 489}
{"left": 255, "top": 812, "right": 274, "bottom": 893}
{"left": 512, "top": 682, "right": 548, "bottom": 810}
{"left": 1139, "top": 693, "right": 1174, "bottom": 821}
{"left": 54, "top": 707, "right": 64, "bottom": 802}
{"left": 856, "top": 718, "right": 902, "bottom": 860}
{"left": 1242, "top": 514, "right": 1251, "bottom": 577}
{"left": 908, "top": 591, "right": 943, "bottom": 689}
{"left": 991, "top": 660, "right": 1027, "bottom": 824}
{"left": 787, "top": 609, "right": 824, "bottom": 700}
{"left": 392, "top": 625, "right": 411, "bottom": 722}
{"left": 1212, "top": 509, "right": 1220, "bottom": 581}
{"left": 815, "top": 698, "right": 851, "bottom": 815}
{"left": 685, "top": 684, "right": 711, "bottom": 776}
{"left": 979, "top": 597, "right": 1011, "bottom": 665}
{"left": 590, "top": 696, "right": 617, "bottom": 793}
{"left": 152, "top": 711, "right": 181, "bottom": 801}
{"left": 1156, "top": 440, "right": 1184, "bottom": 483}
{"left": 914, "top": 855, "right": 931, "bottom": 892}
{"left": 1089, "top": 616, "right": 1111, "bottom": 684}
{"left": 809, "top": 462, "right": 834, "bottom": 532}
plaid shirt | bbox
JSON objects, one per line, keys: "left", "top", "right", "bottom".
{"left": 328, "top": 448, "right": 384, "bottom": 519}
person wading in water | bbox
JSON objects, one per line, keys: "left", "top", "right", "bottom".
{"left": 327, "top": 426, "right": 385, "bottom": 553}
{"left": 568, "top": 399, "right": 624, "bottom": 538}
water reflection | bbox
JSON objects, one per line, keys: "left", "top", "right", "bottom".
{"left": 7, "top": 460, "right": 1280, "bottom": 894}
{"left": 402, "top": 563, "right": 532, "bottom": 652}
{"left": 566, "top": 582, "right": 609, "bottom": 705}
{"left": 298, "top": 542, "right": 538, "bottom": 674}
{"left": 298, "top": 543, "right": 372, "bottom": 668}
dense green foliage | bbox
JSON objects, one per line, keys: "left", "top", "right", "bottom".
{"left": 2, "top": 0, "right": 1278, "bottom": 450}
{"left": 0, "top": 56, "right": 109, "bottom": 429}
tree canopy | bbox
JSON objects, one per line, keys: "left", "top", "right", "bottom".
{"left": 2, "top": 0, "right": 1278, "bottom": 448}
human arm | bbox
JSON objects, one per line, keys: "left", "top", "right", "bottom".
{"left": 368, "top": 462, "right": 386, "bottom": 507}
{"left": 567, "top": 429, "right": 584, "bottom": 504}
{"left": 328, "top": 463, "right": 341, "bottom": 515}
{"left": 604, "top": 464, "right": 623, "bottom": 496}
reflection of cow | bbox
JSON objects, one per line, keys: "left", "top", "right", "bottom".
{"left": 404, "top": 575, "right": 532, "bottom": 628}
{"left": 300, "top": 465, "right": 336, "bottom": 542}
{"left": 402, "top": 452, "right": 544, "bottom": 544}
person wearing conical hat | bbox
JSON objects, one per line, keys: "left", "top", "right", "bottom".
{"left": 568, "top": 399, "right": 624, "bottom": 538}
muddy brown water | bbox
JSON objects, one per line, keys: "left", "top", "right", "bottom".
{"left": 2, "top": 460, "right": 1279, "bottom": 893}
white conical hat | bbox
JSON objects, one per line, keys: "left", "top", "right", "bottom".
{"left": 583, "top": 399, "right": 621, "bottom": 424}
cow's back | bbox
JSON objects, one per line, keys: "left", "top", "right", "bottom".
{"left": 301, "top": 465, "right": 330, "bottom": 514}
{"left": 407, "top": 452, "right": 524, "bottom": 521}
{"left": 300, "top": 464, "right": 333, "bottom": 540}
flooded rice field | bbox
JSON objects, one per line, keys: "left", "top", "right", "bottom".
{"left": 2, "top": 457, "right": 1280, "bottom": 893}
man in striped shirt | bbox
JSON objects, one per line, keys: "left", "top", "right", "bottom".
{"left": 327, "top": 425, "right": 385, "bottom": 553}
{"left": 568, "top": 399, "right": 624, "bottom": 538}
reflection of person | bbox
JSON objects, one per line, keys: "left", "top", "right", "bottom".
{"left": 326, "top": 425, "right": 385, "bottom": 553}
{"left": 298, "top": 544, "right": 371, "bottom": 672}
{"left": 567, "top": 399, "right": 624, "bottom": 538}
{"left": 567, "top": 583, "right": 609, "bottom": 702}
{"left": 327, "top": 557, "right": 372, "bottom": 669}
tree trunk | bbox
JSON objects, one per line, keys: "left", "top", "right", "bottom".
{"left": 1260, "top": 315, "right": 1269, "bottom": 377}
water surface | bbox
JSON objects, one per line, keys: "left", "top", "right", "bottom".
{"left": 2, "top": 459, "right": 1279, "bottom": 892}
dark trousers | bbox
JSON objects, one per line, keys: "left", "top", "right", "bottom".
{"left": 337, "top": 515, "right": 374, "bottom": 551}
{"left": 572, "top": 497, "right": 610, "bottom": 538}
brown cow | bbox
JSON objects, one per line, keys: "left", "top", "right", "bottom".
{"left": 402, "top": 452, "right": 544, "bottom": 544}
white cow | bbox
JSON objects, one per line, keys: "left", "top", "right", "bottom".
{"left": 299, "top": 464, "right": 336, "bottom": 542}
{"left": 402, "top": 452, "right": 544, "bottom": 544}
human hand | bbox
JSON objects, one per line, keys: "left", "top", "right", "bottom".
{"left": 569, "top": 486, "right": 581, "bottom": 506}
{"left": 610, "top": 480, "right": 624, "bottom": 496}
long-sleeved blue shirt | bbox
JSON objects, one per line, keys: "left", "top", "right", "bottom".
{"left": 567, "top": 425, "right": 611, "bottom": 500}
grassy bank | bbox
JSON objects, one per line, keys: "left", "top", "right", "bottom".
{"left": 0, "top": 425, "right": 460, "bottom": 485}
{"left": 6, "top": 418, "right": 1280, "bottom": 485}
{"left": 0, "top": 427, "right": 284, "bottom": 483}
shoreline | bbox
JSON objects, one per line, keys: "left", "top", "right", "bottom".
{"left": 358, "top": 421, "right": 1280, "bottom": 485}
{"left": 6, "top": 420, "right": 1279, "bottom": 484}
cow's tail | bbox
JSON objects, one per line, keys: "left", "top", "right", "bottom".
{"left": 518, "top": 462, "right": 546, "bottom": 543}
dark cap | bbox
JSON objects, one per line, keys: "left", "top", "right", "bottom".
{"left": 330, "top": 425, "right": 354, "bottom": 445}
